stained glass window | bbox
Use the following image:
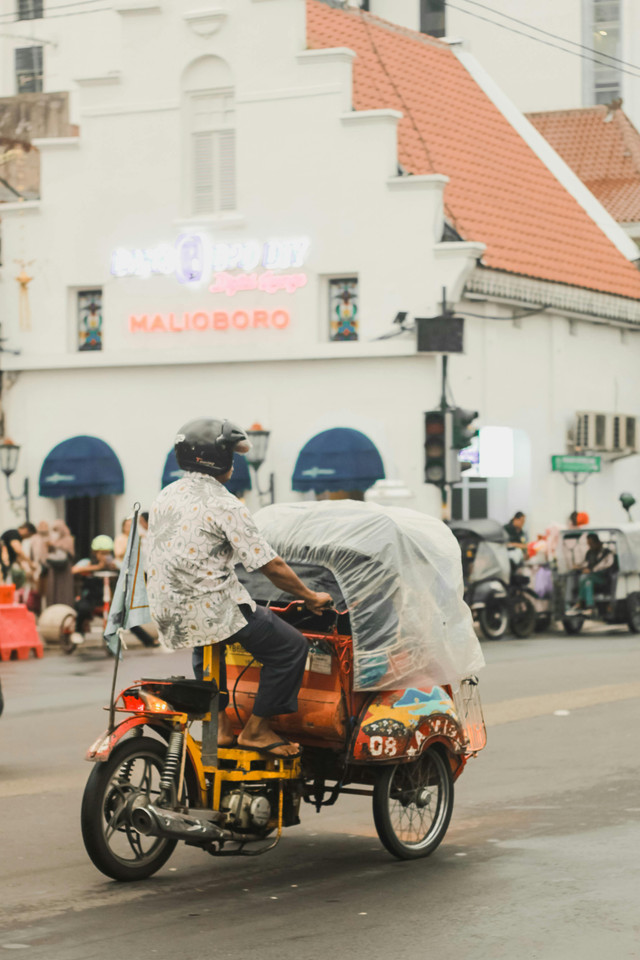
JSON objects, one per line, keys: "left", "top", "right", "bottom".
{"left": 329, "top": 277, "right": 359, "bottom": 342}
{"left": 77, "top": 289, "right": 103, "bottom": 352}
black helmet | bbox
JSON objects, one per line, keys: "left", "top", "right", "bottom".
{"left": 174, "top": 418, "right": 251, "bottom": 478}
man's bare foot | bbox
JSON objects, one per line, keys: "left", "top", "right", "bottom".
{"left": 237, "top": 716, "right": 300, "bottom": 757}
{"left": 218, "top": 709, "right": 236, "bottom": 747}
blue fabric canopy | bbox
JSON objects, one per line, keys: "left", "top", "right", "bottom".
{"left": 39, "top": 436, "right": 124, "bottom": 499}
{"left": 292, "top": 428, "right": 385, "bottom": 493}
{"left": 161, "top": 450, "right": 252, "bottom": 495}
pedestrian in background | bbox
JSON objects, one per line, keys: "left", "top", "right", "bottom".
{"left": 27, "top": 521, "right": 51, "bottom": 613}
{"left": 0, "top": 522, "right": 36, "bottom": 587}
{"left": 113, "top": 517, "right": 132, "bottom": 564}
{"left": 45, "top": 520, "right": 76, "bottom": 608}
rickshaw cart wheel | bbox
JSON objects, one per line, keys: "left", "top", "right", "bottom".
{"left": 81, "top": 736, "right": 187, "bottom": 882}
{"left": 626, "top": 592, "right": 640, "bottom": 634}
{"left": 372, "top": 747, "right": 454, "bottom": 860}
{"left": 478, "top": 600, "right": 508, "bottom": 639}
{"left": 562, "top": 616, "right": 584, "bottom": 636}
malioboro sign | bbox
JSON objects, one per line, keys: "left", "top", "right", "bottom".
{"left": 110, "top": 232, "right": 310, "bottom": 334}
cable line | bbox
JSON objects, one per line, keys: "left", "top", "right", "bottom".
{"left": 452, "top": 0, "right": 640, "bottom": 73}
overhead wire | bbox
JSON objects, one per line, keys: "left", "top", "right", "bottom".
{"left": 444, "top": 1, "right": 640, "bottom": 81}
{"left": 0, "top": 0, "right": 108, "bottom": 23}
{"left": 451, "top": 0, "right": 640, "bottom": 73}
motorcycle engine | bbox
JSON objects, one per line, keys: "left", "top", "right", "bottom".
{"left": 221, "top": 787, "right": 272, "bottom": 831}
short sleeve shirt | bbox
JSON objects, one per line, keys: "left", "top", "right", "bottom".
{"left": 146, "top": 473, "right": 277, "bottom": 649}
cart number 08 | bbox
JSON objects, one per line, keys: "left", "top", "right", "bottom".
{"left": 370, "top": 736, "right": 397, "bottom": 756}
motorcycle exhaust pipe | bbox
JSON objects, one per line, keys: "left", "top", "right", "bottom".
{"left": 131, "top": 803, "right": 226, "bottom": 843}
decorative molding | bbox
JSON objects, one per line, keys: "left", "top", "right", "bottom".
{"left": 75, "top": 73, "right": 122, "bottom": 87}
{"left": 114, "top": 1, "right": 161, "bottom": 13}
{"left": 0, "top": 339, "right": 419, "bottom": 374}
{"left": 0, "top": 200, "right": 40, "bottom": 213}
{"left": 297, "top": 48, "right": 356, "bottom": 66}
{"left": 387, "top": 174, "right": 449, "bottom": 190}
{"left": 465, "top": 267, "right": 640, "bottom": 327}
{"left": 183, "top": 8, "right": 227, "bottom": 37}
{"left": 341, "top": 109, "right": 403, "bottom": 126}
{"left": 81, "top": 100, "right": 179, "bottom": 118}
{"left": 31, "top": 137, "right": 80, "bottom": 149}
{"left": 434, "top": 240, "right": 485, "bottom": 260}
{"left": 238, "top": 84, "right": 342, "bottom": 104}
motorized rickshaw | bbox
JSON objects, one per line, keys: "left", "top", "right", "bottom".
{"left": 555, "top": 523, "right": 640, "bottom": 635}
{"left": 81, "top": 501, "right": 486, "bottom": 880}
{"left": 448, "top": 519, "right": 537, "bottom": 639}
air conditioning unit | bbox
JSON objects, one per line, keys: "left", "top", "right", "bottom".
{"left": 574, "top": 411, "right": 609, "bottom": 451}
{"left": 612, "top": 414, "right": 638, "bottom": 454}
{"left": 573, "top": 412, "right": 639, "bottom": 454}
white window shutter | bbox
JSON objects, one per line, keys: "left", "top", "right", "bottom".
{"left": 192, "top": 131, "right": 214, "bottom": 215}
{"left": 218, "top": 129, "right": 236, "bottom": 211}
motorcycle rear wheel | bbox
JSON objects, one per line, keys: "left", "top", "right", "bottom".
{"left": 478, "top": 600, "right": 508, "bottom": 639}
{"left": 81, "top": 736, "right": 180, "bottom": 881}
{"left": 372, "top": 748, "right": 454, "bottom": 860}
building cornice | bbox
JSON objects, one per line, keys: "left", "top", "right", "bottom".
{"left": 464, "top": 267, "right": 640, "bottom": 327}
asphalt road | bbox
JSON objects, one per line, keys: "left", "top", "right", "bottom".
{"left": 1, "top": 627, "right": 639, "bottom": 960}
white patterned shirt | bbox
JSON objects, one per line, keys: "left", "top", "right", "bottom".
{"left": 146, "top": 473, "right": 277, "bottom": 649}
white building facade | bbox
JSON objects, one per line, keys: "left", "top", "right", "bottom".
{"left": 0, "top": 0, "right": 638, "bottom": 548}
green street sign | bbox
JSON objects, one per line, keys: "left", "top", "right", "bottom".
{"left": 551, "top": 454, "right": 601, "bottom": 473}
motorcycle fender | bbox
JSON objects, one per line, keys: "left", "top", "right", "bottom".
{"left": 474, "top": 580, "right": 507, "bottom": 601}
{"left": 350, "top": 687, "right": 466, "bottom": 763}
{"left": 86, "top": 716, "right": 167, "bottom": 762}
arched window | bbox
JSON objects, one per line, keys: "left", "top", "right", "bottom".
{"left": 182, "top": 56, "right": 236, "bottom": 216}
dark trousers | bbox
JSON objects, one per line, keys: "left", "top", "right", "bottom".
{"left": 192, "top": 604, "right": 308, "bottom": 718}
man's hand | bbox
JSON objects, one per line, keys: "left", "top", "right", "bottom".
{"left": 305, "top": 591, "right": 333, "bottom": 616}
{"left": 260, "top": 557, "right": 333, "bottom": 613}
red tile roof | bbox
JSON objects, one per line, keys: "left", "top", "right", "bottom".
{"left": 306, "top": 0, "right": 640, "bottom": 301}
{"left": 527, "top": 105, "right": 640, "bottom": 224}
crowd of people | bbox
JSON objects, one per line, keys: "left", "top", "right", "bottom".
{"left": 0, "top": 513, "right": 157, "bottom": 647}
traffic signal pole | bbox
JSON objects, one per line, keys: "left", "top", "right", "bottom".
{"left": 440, "top": 353, "right": 449, "bottom": 521}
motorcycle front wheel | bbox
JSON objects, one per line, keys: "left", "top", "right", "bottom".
{"left": 81, "top": 735, "right": 180, "bottom": 882}
{"left": 372, "top": 748, "right": 454, "bottom": 860}
{"left": 478, "top": 600, "right": 508, "bottom": 639}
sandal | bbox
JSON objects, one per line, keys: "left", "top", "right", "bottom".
{"left": 237, "top": 740, "right": 301, "bottom": 758}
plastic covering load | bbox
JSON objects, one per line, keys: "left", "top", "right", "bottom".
{"left": 251, "top": 501, "right": 485, "bottom": 691}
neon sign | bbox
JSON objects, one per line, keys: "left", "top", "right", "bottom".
{"left": 128, "top": 309, "right": 291, "bottom": 333}
{"left": 111, "top": 234, "right": 310, "bottom": 283}
{"left": 209, "top": 271, "right": 307, "bottom": 296}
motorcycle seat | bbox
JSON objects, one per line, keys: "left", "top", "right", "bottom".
{"left": 140, "top": 677, "right": 218, "bottom": 715}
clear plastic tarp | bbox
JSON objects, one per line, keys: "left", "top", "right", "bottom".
{"left": 467, "top": 541, "right": 511, "bottom": 583}
{"left": 252, "top": 501, "right": 485, "bottom": 691}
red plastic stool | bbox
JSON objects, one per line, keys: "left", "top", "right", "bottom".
{"left": 0, "top": 604, "right": 44, "bottom": 661}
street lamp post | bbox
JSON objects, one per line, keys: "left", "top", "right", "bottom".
{"left": 0, "top": 440, "right": 30, "bottom": 522}
{"left": 245, "top": 424, "right": 275, "bottom": 505}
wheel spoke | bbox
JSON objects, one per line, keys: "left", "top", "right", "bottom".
{"left": 385, "top": 753, "right": 449, "bottom": 848}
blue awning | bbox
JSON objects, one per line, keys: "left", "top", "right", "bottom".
{"left": 39, "top": 436, "right": 125, "bottom": 499}
{"left": 292, "top": 428, "right": 385, "bottom": 493}
{"left": 162, "top": 450, "right": 252, "bottom": 495}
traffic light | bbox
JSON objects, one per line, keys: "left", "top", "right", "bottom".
{"left": 452, "top": 407, "right": 479, "bottom": 451}
{"left": 424, "top": 410, "right": 447, "bottom": 486}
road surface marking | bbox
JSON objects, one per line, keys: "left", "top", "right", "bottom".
{"left": 484, "top": 681, "right": 640, "bottom": 726}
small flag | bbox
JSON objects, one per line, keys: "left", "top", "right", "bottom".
{"left": 104, "top": 509, "right": 150, "bottom": 657}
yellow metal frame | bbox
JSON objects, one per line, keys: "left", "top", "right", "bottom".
{"left": 187, "top": 645, "right": 301, "bottom": 813}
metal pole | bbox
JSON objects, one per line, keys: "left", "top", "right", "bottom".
{"left": 440, "top": 353, "right": 449, "bottom": 521}
{"left": 24, "top": 476, "right": 29, "bottom": 524}
{"left": 573, "top": 474, "right": 578, "bottom": 515}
